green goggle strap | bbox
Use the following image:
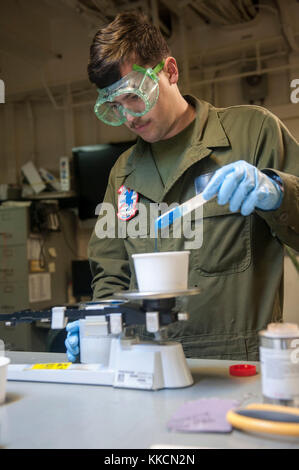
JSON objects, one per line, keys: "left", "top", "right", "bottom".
{"left": 132, "top": 60, "right": 165, "bottom": 82}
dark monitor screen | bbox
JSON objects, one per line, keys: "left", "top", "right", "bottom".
{"left": 72, "top": 141, "right": 135, "bottom": 220}
{"left": 72, "top": 260, "right": 93, "bottom": 298}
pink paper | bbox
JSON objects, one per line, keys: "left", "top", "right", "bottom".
{"left": 167, "top": 398, "right": 239, "bottom": 433}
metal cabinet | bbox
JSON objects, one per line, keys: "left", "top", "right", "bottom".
{"left": 0, "top": 205, "right": 76, "bottom": 351}
{"left": 0, "top": 207, "right": 29, "bottom": 313}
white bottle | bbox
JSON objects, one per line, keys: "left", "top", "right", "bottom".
{"left": 60, "top": 156, "right": 71, "bottom": 191}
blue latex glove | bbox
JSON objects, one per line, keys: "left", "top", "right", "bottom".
{"left": 65, "top": 320, "right": 80, "bottom": 362}
{"left": 202, "top": 160, "right": 283, "bottom": 216}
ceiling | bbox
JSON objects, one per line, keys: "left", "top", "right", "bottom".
{"left": 45, "top": 0, "right": 297, "bottom": 30}
{"left": 45, "top": 0, "right": 299, "bottom": 38}
{"left": 0, "top": 0, "right": 299, "bottom": 100}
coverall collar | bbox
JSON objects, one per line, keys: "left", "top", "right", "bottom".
{"left": 121, "top": 96, "right": 230, "bottom": 202}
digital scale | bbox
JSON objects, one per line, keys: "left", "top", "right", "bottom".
{"left": 2, "top": 288, "right": 201, "bottom": 390}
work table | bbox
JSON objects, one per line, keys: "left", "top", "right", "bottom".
{"left": 1, "top": 352, "right": 298, "bottom": 449}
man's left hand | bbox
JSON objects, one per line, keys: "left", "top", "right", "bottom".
{"left": 202, "top": 160, "right": 283, "bottom": 216}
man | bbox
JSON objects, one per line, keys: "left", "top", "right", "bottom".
{"left": 66, "top": 12, "right": 299, "bottom": 361}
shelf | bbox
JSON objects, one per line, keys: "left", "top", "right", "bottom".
{"left": 22, "top": 190, "right": 77, "bottom": 200}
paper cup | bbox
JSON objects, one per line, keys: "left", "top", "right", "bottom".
{"left": 132, "top": 251, "right": 190, "bottom": 293}
{"left": 0, "top": 357, "right": 10, "bottom": 405}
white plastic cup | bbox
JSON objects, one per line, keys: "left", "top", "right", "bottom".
{"left": 132, "top": 251, "right": 190, "bottom": 293}
{"left": 79, "top": 318, "right": 111, "bottom": 365}
{"left": 0, "top": 357, "right": 10, "bottom": 405}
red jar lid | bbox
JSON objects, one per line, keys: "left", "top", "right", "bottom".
{"left": 229, "top": 364, "right": 256, "bottom": 377}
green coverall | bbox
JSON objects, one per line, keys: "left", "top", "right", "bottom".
{"left": 88, "top": 96, "right": 299, "bottom": 360}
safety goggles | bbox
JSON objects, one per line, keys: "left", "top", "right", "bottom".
{"left": 94, "top": 61, "right": 165, "bottom": 126}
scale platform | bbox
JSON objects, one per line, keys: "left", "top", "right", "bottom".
{"left": 114, "top": 287, "right": 201, "bottom": 300}
{"left": 6, "top": 288, "right": 200, "bottom": 390}
{"left": 7, "top": 340, "right": 194, "bottom": 390}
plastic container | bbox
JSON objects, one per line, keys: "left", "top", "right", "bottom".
{"left": 259, "top": 322, "right": 299, "bottom": 406}
{"left": 0, "top": 357, "right": 10, "bottom": 405}
{"left": 79, "top": 317, "right": 112, "bottom": 365}
{"left": 132, "top": 251, "right": 190, "bottom": 293}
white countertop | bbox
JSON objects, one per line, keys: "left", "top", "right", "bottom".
{"left": 1, "top": 352, "right": 298, "bottom": 449}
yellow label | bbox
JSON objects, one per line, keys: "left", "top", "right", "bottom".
{"left": 29, "top": 260, "right": 46, "bottom": 272}
{"left": 31, "top": 363, "right": 72, "bottom": 370}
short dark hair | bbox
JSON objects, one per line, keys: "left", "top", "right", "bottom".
{"left": 87, "top": 11, "right": 171, "bottom": 89}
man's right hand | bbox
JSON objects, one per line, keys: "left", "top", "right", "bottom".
{"left": 65, "top": 321, "right": 80, "bottom": 362}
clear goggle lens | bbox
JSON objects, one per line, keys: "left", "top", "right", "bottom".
{"left": 94, "top": 62, "right": 164, "bottom": 126}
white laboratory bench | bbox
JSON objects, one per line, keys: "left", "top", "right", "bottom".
{"left": 1, "top": 351, "right": 299, "bottom": 449}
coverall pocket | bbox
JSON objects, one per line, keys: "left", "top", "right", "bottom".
{"left": 124, "top": 229, "right": 151, "bottom": 255}
{"left": 192, "top": 200, "right": 252, "bottom": 276}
